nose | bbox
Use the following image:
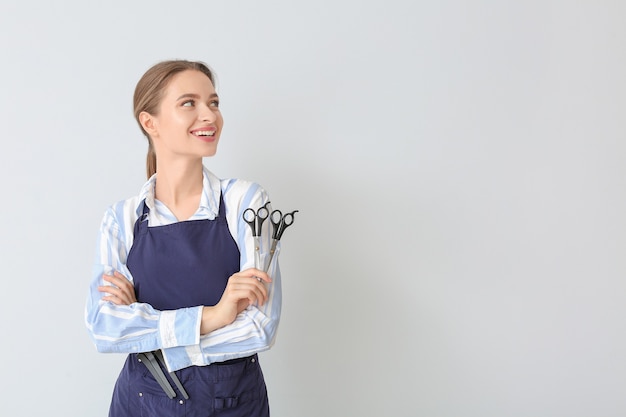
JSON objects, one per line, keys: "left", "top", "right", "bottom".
{"left": 199, "top": 103, "right": 217, "bottom": 123}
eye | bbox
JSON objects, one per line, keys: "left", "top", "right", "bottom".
{"left": 181, "top": 100, "right": 195, "bottom": 107}
{"left": 209, "top": 100, "right": 220, "bottom": 108}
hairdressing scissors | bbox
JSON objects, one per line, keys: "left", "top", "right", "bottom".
{"left": 243, "top": 202, "right": 271, "bottom": 269}
{"left": 264, "top": 209, "right": 298, "bottom": 271}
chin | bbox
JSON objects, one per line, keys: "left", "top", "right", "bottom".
{"left": 202, "top": 148, "right": 218, "bottom": 158}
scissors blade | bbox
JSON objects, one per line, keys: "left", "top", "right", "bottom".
{"left": 263, "top": 239, "right": 279, "bottom": 272}
{"left": 253, "top": 236, "right": 261, "bottom": 270}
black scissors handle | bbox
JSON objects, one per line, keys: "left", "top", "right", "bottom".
{"left": 243, "top": 208, "right": 258, "bottom": 235}
{"left": 243, "top": 202, "right": 271, "bottom": 236}
{"left": 255, "top": 204, "right": 270, "bottom": 235}
{"left": 271, "top": 209, "right": 299, "bottom": 240}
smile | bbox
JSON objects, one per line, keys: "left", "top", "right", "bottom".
{"left": 192, "top": 130, "right": 216, "bottom": 137}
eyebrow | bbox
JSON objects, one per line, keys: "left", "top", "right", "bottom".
{"left": 176, "top": 93, "right": 219, "bottom": 101}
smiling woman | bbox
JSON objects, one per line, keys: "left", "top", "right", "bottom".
{"left": 84, "top": 60, "right": 281, "bottom": 417}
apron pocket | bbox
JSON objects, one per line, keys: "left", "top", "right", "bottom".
{"left": 139, "top": 391, "right": 187, "bottom": 417}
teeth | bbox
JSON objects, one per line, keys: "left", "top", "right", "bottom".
{"left": 195, "top": 130, "right": 215, "bottom": 136}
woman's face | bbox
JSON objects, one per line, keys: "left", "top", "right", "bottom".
{"left": 147, "top": 69, "right": 223, "bottom": 160}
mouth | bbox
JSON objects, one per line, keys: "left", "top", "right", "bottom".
{"left": 191, "top": 128, "right": 216, "bottom": 137}
{"left": 190, "top": 127, "right": 218, "bottom": 142}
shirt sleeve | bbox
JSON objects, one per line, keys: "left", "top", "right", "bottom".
{"left": 160, "top": 181, "right": 283, "bottom": 371}
{"left": 84, "top": 202, "right": 203, "bottom": 355}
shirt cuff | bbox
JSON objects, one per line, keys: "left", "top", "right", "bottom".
{"left": 161, "top": 344, "right": 204, "bottom": 372}
{"left": 159, "top": 307, "right": 202, "bottom": 349}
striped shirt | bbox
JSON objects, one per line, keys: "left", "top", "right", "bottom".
{"left": 84, "top": 166, "right": 281, "bottom": 372}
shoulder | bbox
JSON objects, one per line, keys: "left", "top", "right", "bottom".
{"left": 102, "top": 174, "right": 154, "bottom": 225}
{"left": 220, "top": 178, "right": 270, "bottom": 213}
{"left": 221, "top": 178, "right": 267, "bottom": 198}
{"left": 101, "top": 195, "right": 142, "bottom": 232}
{"left": 203, "top": 167, "right": 269, "bottom": 212}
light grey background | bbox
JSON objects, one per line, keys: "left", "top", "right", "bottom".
{"left": 1, "top": 1, "right": 625, "bottom": 416}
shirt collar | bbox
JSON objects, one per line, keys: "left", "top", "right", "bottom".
{"left": 134, "top": 166, "right": 222, "bottom": 219}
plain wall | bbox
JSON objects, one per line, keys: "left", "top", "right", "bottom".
{"left": 1, "top": 1, "right": 625, "bottom": 416}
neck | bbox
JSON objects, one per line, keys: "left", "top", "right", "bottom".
{"left": 154, "top": 159, "right": 204, "bottom": 219}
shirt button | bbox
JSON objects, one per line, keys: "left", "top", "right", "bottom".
{"left": 179, "top": 400, "right": 184, "bottom": 405}
{"left": 139, "top": 392, "right": 143, "bottom": 397}
{"left": 251, "top": 357, "right": 256, "bottom": 363}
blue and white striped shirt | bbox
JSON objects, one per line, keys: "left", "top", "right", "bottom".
{"left": 84, "top": 166, "right": 281, "bottom": 372}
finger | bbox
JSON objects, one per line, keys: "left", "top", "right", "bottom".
{"left": 100, "top": 286, "right": 125, "bottom": 304}
{"left": 98, "top": 285, "right": 119, "bottom": 296}
{"left": 242, "top": 280, "right": 269, "bottom": 306}
{"left": 102, "top": 274, "right": 124, "bottom": 289}
{"left": 113, "top": 271, "right": 132, "bottom": 284}
{"left": 253, "top": 279, "right": 269, "bottom": 301}
{"left": 241, "top": 268, "right": 272, "bottom": 283}
{"left": 101, "top": 295, "right": 124, "bottom": 305}
{"left": 99, "top": 286, "right": 126, "bottom": 303}
{"left": 102, "top": 277, "right": 136, "bottom": 304}
{"left": 98, "top": 285, "right": 135, "bottom": 305}
{"left": 237, "top": 299, "right": 250, "bottom": 314}
{"left": 249, "top": 289, "right": 267, "bottom": 306}
{"left": 226, "top": 280, "right": 268, "bottom": 306}
{"left": 99, "top": 279, "right": 129, "bottom": 296}
{"left": 228, "top": 273, "right": 270, "bottom": 288}
{"left": 233, "top": 276, "right": 269, "bottom": 296}
{"left": 103, "top": 272, "right": 134, "bottom": 290}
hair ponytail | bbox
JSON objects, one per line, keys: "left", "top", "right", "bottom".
{"left": 146, "top": 141, "right": 157, "bottom": 179}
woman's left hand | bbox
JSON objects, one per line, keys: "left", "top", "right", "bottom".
{"left": 99, "top": 271, "right": 137, "bottom": 306}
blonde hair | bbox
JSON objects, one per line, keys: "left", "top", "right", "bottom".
{"left": 133, "top": 60, "right": 216, "bottom": 179}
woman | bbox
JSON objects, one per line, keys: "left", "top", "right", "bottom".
{"left": 85, "top": 60, "right": 281, "bottom": 417}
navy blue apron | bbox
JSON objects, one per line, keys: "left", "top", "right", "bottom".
{"left": 108, "top": 193, "right": 270, "bottom": 417}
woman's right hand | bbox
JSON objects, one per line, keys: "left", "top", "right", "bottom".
{"left": 200, "top": 268, "right": 272, "bottom": 335}
{"left": 99, "top": 271, "right": 137, "bottom": 306}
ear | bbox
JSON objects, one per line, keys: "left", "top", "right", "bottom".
{"left": 139, "top": 111, "right": 158, "bottom": 137}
